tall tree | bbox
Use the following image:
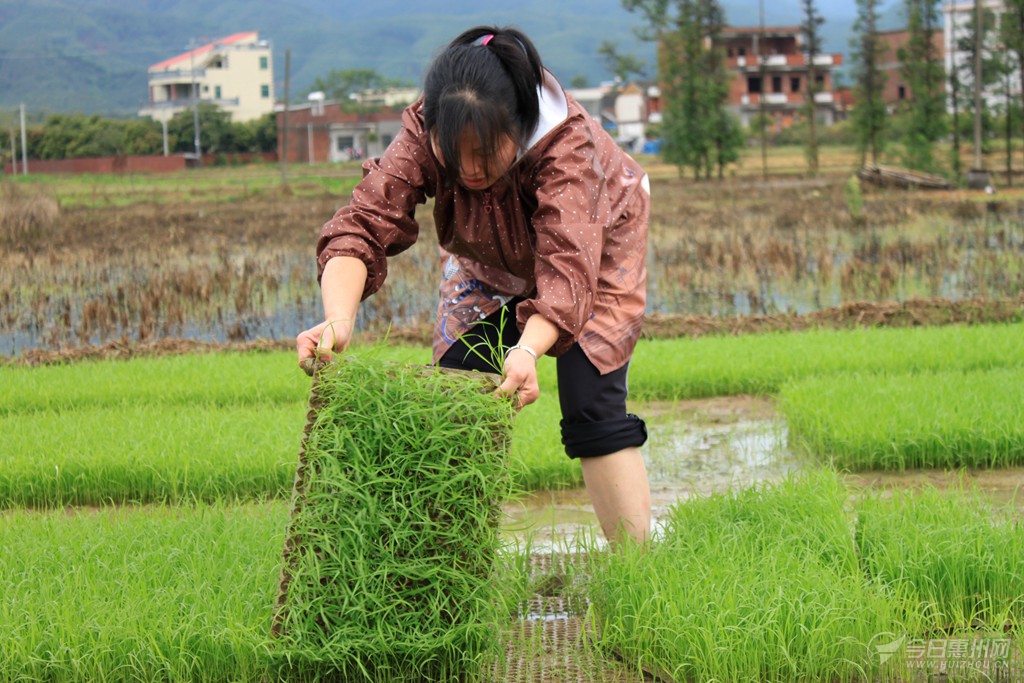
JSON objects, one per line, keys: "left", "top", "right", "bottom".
{"left": 598, "top": 41, "right": 648, "bottom": 84}
{"left": 697, "top": 0, "right": 738, "bottom": 179}
{"left": 851, "top": 0, "right": 888, "bottom": 165}
{"left": 950, "top": 4, "right": 963, "bottom": 181}
{"left": 898, "top": 0, "right": 947, "bottom": 173}
{"left": 955, "top": 5, "right": 1002, "bottom": 167}
{"left": 758, "top": 0, "right": 769, "bottom": 179}
{"left": 1000, "top": 1, "right": 1024, "bottom": 177}
{"left": 625, "top": 0, "right": 740, "bottom": 179}
{"left": 801, "top": 0, "right": 824, "bottom": 177}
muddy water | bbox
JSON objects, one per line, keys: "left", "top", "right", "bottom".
{"left": 501, "top": 396, "right": 800, "bottom": 550}
{"left": 502, "top": 396, "right": 1024, "bottom": 549}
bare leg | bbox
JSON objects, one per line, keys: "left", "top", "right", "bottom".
{"left": 580, "top": 446, "right": 651, "bottom": 546}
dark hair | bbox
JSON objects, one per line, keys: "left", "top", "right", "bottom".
{"left": 423, "top": 26, "right": 544, "bottom": 185}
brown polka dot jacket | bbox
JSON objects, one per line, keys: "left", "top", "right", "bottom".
{"left": 316, "top": 76, "right": 649, "bottom": 375}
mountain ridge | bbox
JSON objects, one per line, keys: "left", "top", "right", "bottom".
{"left": 0, "top": 0, "right": 901, "bottom": 117}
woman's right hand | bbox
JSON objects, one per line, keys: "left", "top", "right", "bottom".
{"left": 296, "top": 318, "right": 354, "bottom": 367}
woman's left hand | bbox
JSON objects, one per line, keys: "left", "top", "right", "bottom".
{"left": 497, "top": 347, "right": 540, "bottom": 407}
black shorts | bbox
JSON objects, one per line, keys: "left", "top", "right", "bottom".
{"left": 438, "top": 299, "right": 648, "bottom": 459}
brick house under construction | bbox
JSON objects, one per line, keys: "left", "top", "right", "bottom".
{"left": 718, "top": 26, "right": 844, "bottom": 130}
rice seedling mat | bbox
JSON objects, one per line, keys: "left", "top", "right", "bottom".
{"left": 271, "top": 356, "right": 515, "bottom": 681}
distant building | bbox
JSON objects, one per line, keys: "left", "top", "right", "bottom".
{"left": 567, "top": 86, "right": 617, "bottom": 127}
{"left": 568, "top": 82, "right": 662, "bottom": 153}
{"left": 276, "top": 100, "right": 405, "bottom": 164}
{"left": 716, "top": 26, "right": 844, "bottom": 130}
{"left": 877, "top": 27, "right": 947, "bottom": 107}
{"left": 943, "top": 0, "right": 1020, "bottom": 111}
{"left": 139, "top": 31, "right": 274, "bottom": 124}
{"left": 350, "top": 87, "right": 421, "bottom": 109}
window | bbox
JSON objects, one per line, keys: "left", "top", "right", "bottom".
{"left": 336, "top": 136, "right": 355, "bottom": 152}
{"left": 772, "top": 76, "right": 782, "bottom": 93}
{"left": 790, "top": 77, "right": 800, "bottom": 93}
{"left": 215, "top": 85, "right": 221, "bottom": 99}
{"left": 382, "top": 134, "right": 393, "bottom": 148}
{"left": 747, "top": 76, "right": 762, "bottom": 94}
{"left": 898, "top": 85, "right": 907, "bottom": 100}
{"left": 261, "top": 84, "right": 270, "bottom": 98}
{"left": 259, "top": 56, "right": 268, "bottom": 70}
{"left": 738, "top": 47, "right": 746, "bottom": 57}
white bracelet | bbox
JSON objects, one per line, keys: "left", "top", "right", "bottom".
{"left": 507, "top": 344, "right": 539, "bottom": 363}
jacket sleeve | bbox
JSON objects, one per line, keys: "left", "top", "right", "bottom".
{"left": 516, "top": 119, "right": 607, "bottom": 356}
{"left": 316, "top": 110, "right": 434, "bottom": 300}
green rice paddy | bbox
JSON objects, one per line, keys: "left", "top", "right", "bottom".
{"left": 4, "top": 322, "right": 1023, "bottom": 505}
{"left": 589, "top": 471, "right": 901, "bottom": 682}
{"left": 782, "top": 367, "right": 1024, "bottom": 470}
{"left": 588, "top": 471, "right": 1024, "bottom": 683}
{"left": 0, "top": 503, "right": 287, "bottom": 682}
{"left": 856, "top": 483, "right": 1024, "bottom": 632}
{"left": 630, "top": 321, "right": 1024, "bottom": 400}
{"left": 3, "top": 322, "right": 1024, "bottom": 680}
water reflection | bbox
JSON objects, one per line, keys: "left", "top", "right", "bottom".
{"left": 502, "top": 401, "right": 1024, "bottom": 550}
{"left": 502, "top": 406, "right": 802, "bottom": 551}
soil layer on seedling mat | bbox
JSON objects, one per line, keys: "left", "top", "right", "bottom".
{"left": 271, "top": 356, "right": 515, "bottom": 681}
{"left": 489, "top": 552, "right": 647, "bottom": 683}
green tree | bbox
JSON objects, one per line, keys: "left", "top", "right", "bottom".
{"left": 625, "top": 0, "right": 739, "bottom": 179}
{"left": 851, "top": 0, "right": 888, "bottom": 165}
{"left": 32, "top": 114, "right": 163, "bottom": 159}
{"left": 897, "top": 0, "right": 946, "bottom": 173}
{"left": 240, "top": 113, "right": 278, "bottom": 153}
{"left": 1000, "top": 1, "right": 1024, "bottom": 174}
{"left": 167, "top": 103, "right": 235, "bottom": 155}
{"left": 801, "top": 0, "right": 825, "bottom": 177}
{"left": 956, "top": 5, "right": 1002, "bottom": 161}
{"left": 598, "top": 41, "right": 648, "bottom": 84}
{"left": 570, "top": 74, "right": 590, "bottom": 89}
{"left": 122, "top": 119, "right": 164, "bottom": 155}
{"left": 949, "top": 3, "right": 963, "bottom": 180}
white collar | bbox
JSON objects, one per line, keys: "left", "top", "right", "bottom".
{"left": 523, "top": 70, "right": 569, "bottom": 153}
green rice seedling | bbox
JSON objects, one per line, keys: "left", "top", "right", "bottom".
{"left": 0, "top": 502, "right": 289, "bottom": 682}
{"left": 0, "top": 347, "right": 424, "bottom": 417}
{"left": 782, "top": 367, "right": 1024, "bottom": 470}
{"left": 588, "top": 469, "right": 912, "bottom": 682}
{"left": 630, "top": 322, "right": 1024, "bottom": 401}
{"left": 0, "top": 401, "right": 305, "bottom": 507}
{"left": 855, "top": 483, "right": 1024, "bottom": 633}
{"left": 271, "top": 353, "right": 518, "bottom": 682}
{"left": 0, "top": 344, "right": 580, "bottom": 506}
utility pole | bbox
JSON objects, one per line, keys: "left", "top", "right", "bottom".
{"left": 951, "top": 0, "right": 961, "bottom": 181}
{"left": 974, "top": 0, "right": 984, "bottom": 171}
{"left": 280, "top": 48, "right": 290, "bottom": 186}
{"left": 1007, "top": 67, "right": 1013, "bottom": 186}
{"left": 759, "top": 0, "right": 768, "bottom": 180}
{"left": 19, "top": 103, "right": 28, "bottom": 175}
{"left": 189, "top": 40, "right": 203, "bottom": 166}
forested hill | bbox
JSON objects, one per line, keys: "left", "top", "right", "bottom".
{"left": 0, "top": 0, "right": 897, "bottom": 117}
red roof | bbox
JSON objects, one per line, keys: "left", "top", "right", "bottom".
{"left": 149, "top": 31, "right": 257, "bottom": 71}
